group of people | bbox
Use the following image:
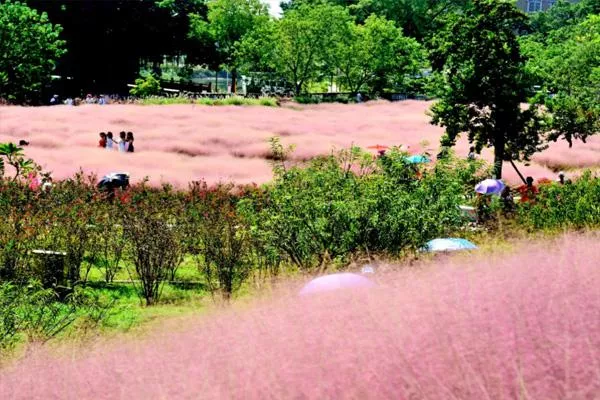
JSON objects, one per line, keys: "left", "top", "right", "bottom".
{"left": 99, "top": 131, "right": 135, "bottom": 153}
{"left": 477, "top": 171, "right": 570, "bottom": 223}
{"left": 50, "top": 93, "right": 138, "bottom": 106}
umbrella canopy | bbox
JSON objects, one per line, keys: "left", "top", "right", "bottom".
{"left": 361, "top": 265, "right": 375, "bottom": 274}
{"left": 299, "top": 273, "right": 375, "bottom": 296}
{"left": 425, "top": 238, "right": 478, "bottom": 252}
{"left": 405, "top": 155, "right": 430, "bottom": 164}
{"left": 475, "top": 179, "right": 505, "bottom": 195}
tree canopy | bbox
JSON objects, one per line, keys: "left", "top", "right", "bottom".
{"left": 329, "top": 15, "right": 425, "bottom": 94}
{"left": 428, "top": 0, "right": 545, "bottom": 178}
{"left": 522, "top": 14, "right": 600, "bottom": 146}
{"left": 189, "top": 0, "right": 270, "bottom": 91}
{"left": 25, "top": 0, "right": 207, "bottom": 94}
{"left": 0, "top": 1, "right": 66, "bottom": 103}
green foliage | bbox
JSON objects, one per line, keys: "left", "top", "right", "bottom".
{"left": 28, "top": 0, "right": 209, "bottom": 92}
{"left": 0, "top": 281, "right": 111, "bottom": 353}
{"left": 0, "top": 142, "right": 42, "bottom": 180}
{"left": 428, "top": 0, "right": 546, "bottom": 179}
{"left": 240, "top": 3, "right": 352, "bottom": 95}
{"left": 0, "top": 1, "right": 66, "bottom": 103}
{"left": 349, "top": 0, "right": 471, "bottom": 40}
{"left": 135, "top": 95, "right": 277, "bottom": 106}
{"left": 122, "top": 185, "right": 186, "bottom": 306}
{"left": 186, "top": 183, "right": 253, "bottom": 301}
{"left": 327, "top": 14, "right": 425, "bottom": 94}
{"left": 518, "top": 172, "right": 600, "bottom": 230}
{"left": 528, "top": 0, "right": 599, "bottom": 34}
{"left": 189, "top": 0, "right": 270, "bottom": 91}
{"left": 521, "top": 15, "right": 600, "bottom": 147}
{"left": 129, "top": 74, "right": 162, "bottom": 97}
{"left": 246, "top": 145, "right": 468, "bottom": 271}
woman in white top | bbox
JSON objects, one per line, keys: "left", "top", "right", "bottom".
{"left": 118, "top": 131, "right": 127, "bottom": 152}
{"left": 106, "top": 132, "right": 114, "bottom": 149}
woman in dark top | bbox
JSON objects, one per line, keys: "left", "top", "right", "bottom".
{"left": 126, "top": 131, "right": 135, "bottom": 153}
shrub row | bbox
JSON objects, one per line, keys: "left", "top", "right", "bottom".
{"left": 0, "top": 147, "right": 489, "bottom": 304}
{"left": 2, "top": 144, "right": 598, "bottom": 309}
{"left": 135, "top": 95, "right": 278, "bottom": 107}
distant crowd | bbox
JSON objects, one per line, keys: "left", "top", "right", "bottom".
{"left": 99, "top": 131, "right": 135, "bottom": 153}
{"left": 50, "top": 93, "right": 136, "bottom": 106}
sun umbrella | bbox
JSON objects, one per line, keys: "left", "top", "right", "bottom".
{"left": 475, "top": 179, "right": 505, "bottom": 195}
{"left": 425, "top": 238, "right": 477, "bottom": 252}
{"left": 405, "top": 155, "right": 430, "bottom": 164}
{"left": 299, "top": 273, "right": 375, "bottom": 296}
{"left": 361, "top": 265, "right": 375, "bottom": 274}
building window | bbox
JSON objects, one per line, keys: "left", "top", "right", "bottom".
{"left": 547, "top": 0, "right": 556, "bottom": 8}
{"left": 527, "top": 0, "right": 542, "bottom": 12}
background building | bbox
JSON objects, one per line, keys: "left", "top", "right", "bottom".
{"left": 516, "top": 0, "right": 578, "bottom": 12}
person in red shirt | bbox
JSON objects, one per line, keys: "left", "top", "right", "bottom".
{"left": 99, "top": 132, "right": 107, "bottom": 148}
{"left": 518, "top": 176, "right": 539, "bottom": 203}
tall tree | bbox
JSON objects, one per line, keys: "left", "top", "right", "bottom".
{"left": 0, "top": 1, "right": 66, "bottom": 103}
{"left": 251, "top": 3, "right": 351, "bottom": 95}
{"left": 328, "top": 15, "right": 424, "bottom": 94}
{"left": 528, "top": 0, "right": 600, "bottom": 35}
{"left": 522, "top": 15, "right": 600, "bottom": 147}
{"left": 428, "top": 0, "right": 545, "bottom": 179}
{"left": 189, "top": 0, "right": 270, "bottom": 93}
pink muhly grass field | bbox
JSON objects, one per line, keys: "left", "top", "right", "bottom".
{"left": 1, "top": 233, "right": 598, "bottom": 399}
{"left": 1, "top": 102, "right": 598, "bottom": 187}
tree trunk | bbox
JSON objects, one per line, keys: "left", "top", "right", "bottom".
{"left": 493, "top": 136, "right": 505, "bottom": 179}
{"left": 231, "top": 69, "right": 237, "bottom": 94}
{"left": 214, "top": 71, "right": 218, "bottom": 93}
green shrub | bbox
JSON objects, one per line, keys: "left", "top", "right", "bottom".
{"left": 121, "top": 184, "right": 186, "bottom": 306}
{"left": 136, "top": 96, "right": 278, "bottom": 107}
{"left": 185, "top": 182, "right": 254, "bottom": 301}
{"left": 243, "top": 145, "right": 468, "bottom": 271}
{"left": 518, "top": 171, "right": 600, "bottom": 230}
{"left": 258, "top": 97, "right": 278, "bottom": 107}
{"left": 129, "top": 74, "right": 161, "bottom": 97}
{"left": 223, "top": 96, "right": 245, "bottom": 106}
{"left": 295, "top": 95, "right": 321, "bottom": 104}
{"left": 0, "top": 281, "right": 111, "bottom": 353}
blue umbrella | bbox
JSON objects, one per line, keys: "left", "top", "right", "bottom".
{"left": 299, "top": 273, "right": 375, "bottom": 296}
{"left": 475, "top": 179, "right": 505, "bottom": 195}
{"left": 425, "top": 238, "right": 478, "bottom": 252}
{"left": 405, "top": 155, "right": 430, "bottom": 164}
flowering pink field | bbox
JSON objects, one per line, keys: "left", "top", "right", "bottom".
{"left": 1, "top": 102, "right": 598, "bottom": 186}
{"left": 1, "top": 233, "right": 599, "bottom": 399}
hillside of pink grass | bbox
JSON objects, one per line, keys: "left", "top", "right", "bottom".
{"left": 1, "top": 102, "right": 598, "bottom": 186}
{"left": 1, "top": 233, "right": 599, "bottom": 399}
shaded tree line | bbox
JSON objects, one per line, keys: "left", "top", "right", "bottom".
{"left": 20, "top": 0, "right": 213, "bottom": 96}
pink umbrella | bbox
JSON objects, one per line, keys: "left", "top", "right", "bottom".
{"left": 299, "top": 273, "right": 375, "bottom": 296}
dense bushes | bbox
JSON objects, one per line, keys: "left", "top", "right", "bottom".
{"left": 1, "top": 139, "right": 599, "bottom": 354}
{"left": 518, "top": 171, "right": 600, "bottom": 230}
{"left": 0, "top": 281, "right": 110, "bottom": 353}
{"left": 0, "top": 144, "right": 476, "bottom": 301}
{"left": 129, "top": 74, "right": 162, "bottom": 97}
{"left": 2, "top": 140, "right": 598, "bottom": 309}
{"left": 248, "top": 147, "right": 470, "bottom": 270}
{"left": 136, "top": 95, "right": 278, "bottom": 107}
